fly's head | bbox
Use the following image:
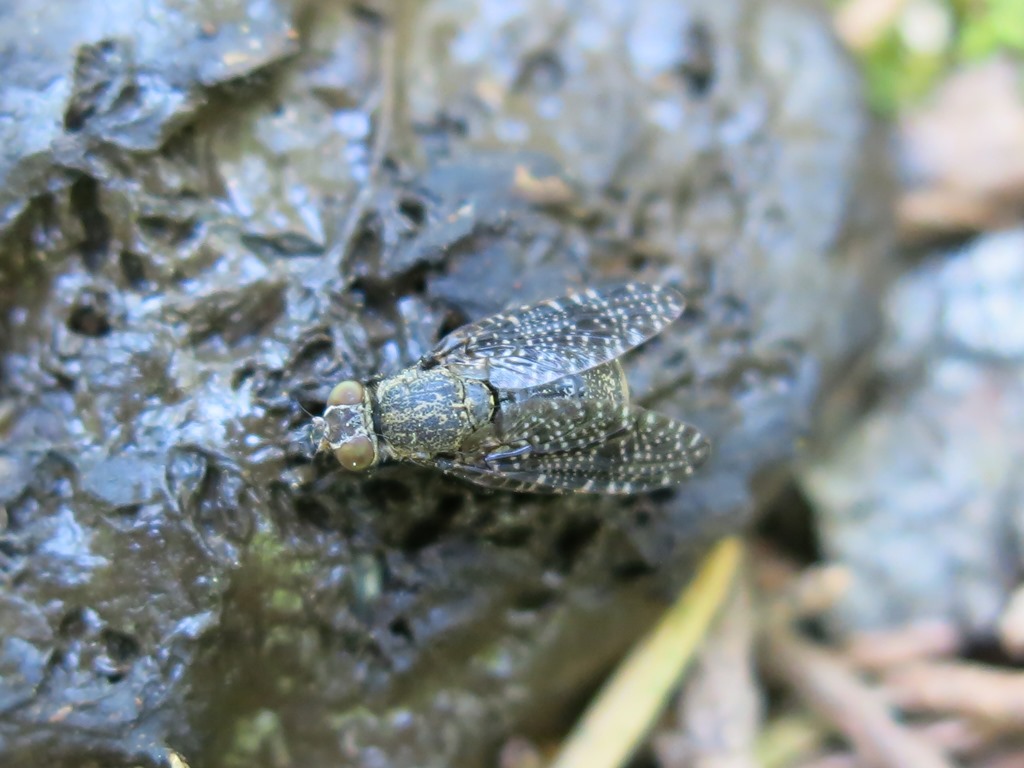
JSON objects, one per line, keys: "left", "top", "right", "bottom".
{"left": 311, "top": 380, "right": 379, "bottom": 472}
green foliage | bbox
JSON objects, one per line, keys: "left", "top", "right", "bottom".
{"left": 958, "top": 0, "right": 1024, "bottom": 59}
{"left": 847, "top": 0, "right": 1024, "bottom": 113}
{"left": 860, "top": 27, "right": 948, "bottom": 112}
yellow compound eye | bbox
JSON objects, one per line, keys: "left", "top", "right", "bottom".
{"left": 334, "top": 435, "right": 375, "bottom": 472}
{"left": 328, "top": 380, "right": 364, "bottom": 406}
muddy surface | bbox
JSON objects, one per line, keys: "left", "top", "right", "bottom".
{"left": 0, "top": 0, "right": 892, "bottom": 766}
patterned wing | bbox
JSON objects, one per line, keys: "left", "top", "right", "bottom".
{"left": 436, "top": 399, "right": 710, "bottom": 494}
{"left": 425, "top": 283, "right": 685, "bottom": 390}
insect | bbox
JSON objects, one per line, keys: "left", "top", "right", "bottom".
{"left": 310, "top": 283, "right": 710, "bottom": 494}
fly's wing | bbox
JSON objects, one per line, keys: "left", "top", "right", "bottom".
{"left": 425, "top": 283, "right": 685, "bottom": 390}
{"left": 435, "top": 399, "right": 710, "bottom": 494}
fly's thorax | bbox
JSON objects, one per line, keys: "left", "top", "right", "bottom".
{"left": 375, "top": 366, "right": 495, "bottom": 459}
{"left": 312, "top": 380, "right": 380, "bottom": 472}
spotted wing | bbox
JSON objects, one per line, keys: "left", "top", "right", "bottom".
{"left": 426, "top": 283, "right": 685, "bottom": 391}
{"left": 436, "top": 399, "right": 709, "bottom": 494}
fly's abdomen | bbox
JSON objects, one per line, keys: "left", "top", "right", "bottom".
{"left": 578, "top": 362, "right": 629, "bottom": 404}
{"left": 374, "top": 367, "right": 495, "bottom": 458}
{"left": 508, "top": 361, "right": 629, "bottom": 408}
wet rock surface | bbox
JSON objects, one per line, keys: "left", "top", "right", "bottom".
{"left": 0, "top": 0, "right": 891, "bottom": 766}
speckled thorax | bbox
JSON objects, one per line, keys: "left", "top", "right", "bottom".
{"left": 373, "top": 367, "right": 495, "bottom": 459}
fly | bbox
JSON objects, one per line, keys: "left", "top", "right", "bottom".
{"left": 310, "top": 283, "right": 710, "bottom": 494}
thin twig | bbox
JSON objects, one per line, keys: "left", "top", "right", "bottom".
{"left": 843, "top": 621, "right": 961, "bottom": 672}
{"left": 885, "top": 660, "right": 1024, "bottom": 729}
{"left": 762, "top": 624, "right": 955, "bottom": 768}
{"left": 655, "top": 573, "right": 760, "bottom": 768}
{"left": 550, "top": 537, "right": 743, "bottom": 768}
